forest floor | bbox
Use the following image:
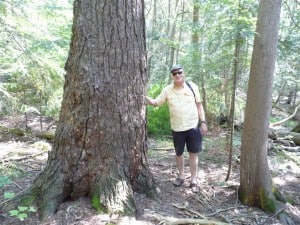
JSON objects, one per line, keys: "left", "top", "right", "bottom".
{"left": 0, "top": 115, "right": 299, "bottom": 225}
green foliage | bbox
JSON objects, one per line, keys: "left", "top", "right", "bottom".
{"left": 0, "top": 0, "right": 72, "bottom": 118}
{"left": 259, "top": 188, "right": 277, "bottom": 213}
{"left": 0, "top": 176, "right": 12, "bottom": 187}
{"left": 4, "top": 191, "right": 15, "bottom": 199}
{"left": 0, "top": 0, "right": 298, "bottom": 128}
{"left": 0, "top": 163, "right": 26, "bottom": 180}
{"left": 9, "top": 206, "right": 37, "bottom": 221}
{"left": 91, "top": 195, "right": 107, "bottom": 213}
{"left": 146, "top": 84, "right": 171, "bottom": 136}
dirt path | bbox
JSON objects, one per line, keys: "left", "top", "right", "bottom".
{"left": 0, "top": 126, "right": 299, "bottom": 224}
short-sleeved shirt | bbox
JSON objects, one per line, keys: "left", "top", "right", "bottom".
{"left": 154, "top": 81, "right": 201, "bottom": 132}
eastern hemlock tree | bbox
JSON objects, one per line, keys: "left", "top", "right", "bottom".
{"left": 238, "top": 0, "right": 290, "bottom": 221}
{"left": 8, "top": 0, "right": 155, "bottom": 219}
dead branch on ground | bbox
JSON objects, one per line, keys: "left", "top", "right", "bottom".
{"left": 271, "top": 103, "right": 300, "bottom": 127}
{"left": 151, "top": 213, "right": 230, "bottom": 225}
{"left": 1, "top": 152, "right": 46, "bottom": 163}
{"left": 172, "top": 202, "right": 205, "bottom": 218}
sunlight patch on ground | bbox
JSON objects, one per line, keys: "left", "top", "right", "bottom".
{"left": 0, "top": 140, "right": 51, "bottom": 160}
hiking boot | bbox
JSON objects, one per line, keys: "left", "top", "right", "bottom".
{"left": 173, "top": 177, "right": 184, "bottom": 187}
{"left": 190, "top": 182, "right": 200, "bottom": 193}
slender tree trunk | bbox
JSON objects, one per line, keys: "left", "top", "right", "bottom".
{"left": 168, "top": 0, "right": 179, "bottom": 67}
{"left": 192, "top": 0, "right": 200, "bottom": 73}
{"left": 192, "top": 0, "right": 208, "bottom": 116}
{"left": 225, "top": 0, "right": 241, "bottom": 181}
{"left": 18, "top": 0, "right": 155, "bottom": 219}
{"left": 239, "top": 0, "right": 282, "bottom": 212}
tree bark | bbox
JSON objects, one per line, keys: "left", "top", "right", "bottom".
{"left": 239, "top": 0, "right": 282, "bottom": 212}
{"left": 23, "top": 0, "right": 155, "bottom": 218}
{"left": 225, "top": 0, "right": 241, "bottom": 181}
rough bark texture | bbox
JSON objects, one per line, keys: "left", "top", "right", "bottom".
{"left": 31, "top": 0, "right": 155, "bottom": 218}
{"left": 239, "top": 0, "right": 282, "bottom": 212}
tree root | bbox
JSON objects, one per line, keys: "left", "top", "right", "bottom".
{"left": 272, "top": 188, "right": 297, "bottom": 225}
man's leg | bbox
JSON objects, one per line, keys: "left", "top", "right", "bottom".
{"left": 189, "top": 152, "right": 198, "bottom": 184}
{"left": 186, "top": 127, "right": 202, "bottom": 185}
{"left": 172, "top": 130, "right": 186, "bottom": 186}
{"left": 176, "top": 154, "right": 185, "bottom": 179}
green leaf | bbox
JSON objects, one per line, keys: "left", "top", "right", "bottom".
{"left": 4, "top": 192, "right": 15, "bottom": 199}
{"left": 0, "top": 176, "right": 12, "bottom": 187}
{"left": 28, "top": 206, "right": 37, "bottom": 212}
{"left": 18, "top": 206, "right": 28, "bottom": 212}
{"left": 9, "top": 210, "right": 19, "bottom": 216}
{"left": 18, "top": 213, "right": 28, "bottom": 221}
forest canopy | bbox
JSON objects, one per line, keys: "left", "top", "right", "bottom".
{"left": 0, "top": 0, "right": 299, "bottom": 134}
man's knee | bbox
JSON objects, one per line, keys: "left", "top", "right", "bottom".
{"left": 189, "top": 152, "right": 198, "bottom": 159}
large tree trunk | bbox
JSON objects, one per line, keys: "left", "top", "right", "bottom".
{"left": 26, "top": 0, "right": 155, "bottom": 218}
{"left": 239, "top": 0, "right": 282, "bottom": 212}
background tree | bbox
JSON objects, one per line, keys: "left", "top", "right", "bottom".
{"left": 225, "top": 0, "right": 242, "bottom": 181}
{"left": 1, "top": 0, "right": 299, "bottom": 133}
{"left": 275, "top": 0, "right": 300, "bottom": 106}
{"left": 8, "top": 0, "right": 155, "bottom": 218}
{"left": 239, "top": 0, "right": 285, "bottom": 217}
{"left": 0, "top": 0, "right": 72, "bottom": 119}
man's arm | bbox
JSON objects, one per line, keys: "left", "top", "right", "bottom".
{"left": 146, "top": 96, "right": 158, "bottom": 106}
{"left": 196, "top": 102, "right": 208, "bottom": 135}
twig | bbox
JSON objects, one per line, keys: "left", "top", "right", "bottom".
{"left": 172, "top": 203, "right": 206, "bottom": 219}
{"left": 207, "top": 205, "right": 249, "bottom": 217}
{"left": 195, "top": 193, "right": 213, "bottom": 210}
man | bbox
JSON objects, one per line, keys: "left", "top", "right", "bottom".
{"left": 146, "top": 65, "right": 207, "bottom": 192}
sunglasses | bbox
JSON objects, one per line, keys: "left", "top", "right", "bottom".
{"left": 172, "top": 71, "right": 183, "bottom": 76}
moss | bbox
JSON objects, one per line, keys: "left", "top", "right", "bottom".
{"left": 259, "top": 188, "right": 277, "bottom": 212}
{"left": 0, "top": 126, "right": 24, "bottom": 136}
{"left": 10, "top": 128, "right": 25, "bottom": 136}
{"left": 238, "top": 187, "right": 255, "bottom": 205}
{"left": 21, "top": 194, "right": 36, "bottom": 205}
{"left": 37, "top": 132, "right": 55, "bottom": 141}
{"left": 91, "top": 195, "right": 108, "bottom": 213}
{"left": 239, "top": 186, "right": 277, "bottom": 213}
{"left": 122, "top": 197, "right": 136, "bottom": 215}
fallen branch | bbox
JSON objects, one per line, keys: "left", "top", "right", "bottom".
{"left": 271, "top": 103, "right": 300, "bottom": 127}
{"left": 172, "top": 203, "right": 206, "bottom": 219}
{"left": 152, "top": 148, "right": 174, "bottom": 151}
{"left": 271, "top": 131, "right": 300, "bottom": 146}
{"left": 1, "top": 152, "right": 46, "bottom": 163}
{"left": 281, "top": 146, "right": 300, "bottom": 152}
{"left": 207, "top": 205, "right": 249, "bottom": 217}
{"left": 151, "top": 213, "right": 230, "bottom": 225}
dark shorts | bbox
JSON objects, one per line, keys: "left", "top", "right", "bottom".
{"left": 172, "top": 127, "right": 202, "bottom": 156}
